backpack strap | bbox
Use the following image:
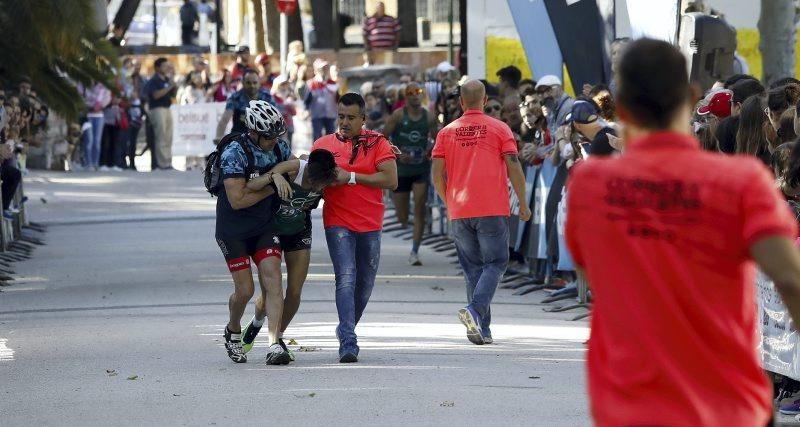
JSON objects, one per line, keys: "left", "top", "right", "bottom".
{"left": 239, "top": 137, "right": 256, "bottom": 181}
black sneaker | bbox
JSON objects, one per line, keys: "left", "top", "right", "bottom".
{"left": 339, "top": 352, "right": 358, "bottom": 363}
{"left": 278, "top": 338, "right": 296, "bottom": 361}
{"left": 241, "top": 317, "right": 263, "bottom": 354}
{"left": 224, "top": 326, "right": 247, "bottom": 363}
{"left": 265, "top": 343, "right": 292, "bottom": 365}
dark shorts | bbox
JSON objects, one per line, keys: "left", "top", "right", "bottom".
{"left": 394, "top": 174, "right": 428, "bottom": 193}
{"left": 279, "top": 216, "right": 312, "bottom": 253}
{"left": 216, "top": 230, "right": 281, "bottom": 272}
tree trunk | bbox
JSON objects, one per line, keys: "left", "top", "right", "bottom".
{"left": 251, "top": 0, "right": 267, "bottom": 53}
{"left": 758, "top": 0, "right": 796, "bottom": 86}
{"left": 265, "top": 0, "right": 281, "bottom": 54}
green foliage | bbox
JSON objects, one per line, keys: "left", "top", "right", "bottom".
{"left": 0, "top": 0, "right": 119, "bottom": 121}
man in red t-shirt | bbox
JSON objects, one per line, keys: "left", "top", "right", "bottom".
{"left": 431, "top": 80, "right": 531, "bottom": 345}
{"left": 566, "top": 39, "right": 800, "bottom": 426}
{"left": 312, "top": 92, "right": 397, "bottom": 363}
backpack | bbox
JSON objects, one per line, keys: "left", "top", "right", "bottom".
{"left": 204, "top": 133, "right": 285, "bottom": 197}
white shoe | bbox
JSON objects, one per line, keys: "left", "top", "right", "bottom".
{"left": 111, "top": 166, "right": 123, "bottom": 172}
{"left": 408, "top": 251, "right": 422, "bottom": 266}
{"left": 99, "top": 166, "right": 110, "bottom": 172}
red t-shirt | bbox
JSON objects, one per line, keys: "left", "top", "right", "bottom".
{"left": 432, "top": 109, "right": 518, "bottom": 220}
{"left": 565, "top": 132, "right": 797, "bottom": 426}
{"left": 313, "top": 130, "right": 396, "bottom": 232}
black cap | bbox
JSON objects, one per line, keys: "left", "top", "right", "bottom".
{"left": 565, "top": 100, "right": 599, "bottom": 124}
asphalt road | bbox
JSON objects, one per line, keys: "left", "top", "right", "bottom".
{"left": 0, "top": 169, "right": 591, "bottom": 426}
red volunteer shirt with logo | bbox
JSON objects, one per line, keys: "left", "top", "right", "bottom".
{"left": 565, "top": 132, "right": 797, "bottom": 426}
{"left": 432, "top": 109, "right": 518, "bottom": 220}
{"left": 313, "top": 130, "right": 396, "bottom": 232}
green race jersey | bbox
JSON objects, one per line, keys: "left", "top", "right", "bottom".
{"left": 270, "top": 161, "right": 322, "bottom": 236}
{"left": 391, "top": 107, "right": 431, "bottom": 177}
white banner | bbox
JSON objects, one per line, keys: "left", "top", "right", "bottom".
{"left": 170, "top": 102, "right": 231, "bottom": 157}
{"left": 757, "top": 270, "right": 800, "bottom": 380}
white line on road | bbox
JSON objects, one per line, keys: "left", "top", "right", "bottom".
{"left": 0, "top": 338, "right": 15, "bottom": 361}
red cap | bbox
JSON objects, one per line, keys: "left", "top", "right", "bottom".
{"left": 697, "top": 89, "right": 733, "bottom": 118}
{"left": 255, "top": 53, "right": 270, "bottom": 65}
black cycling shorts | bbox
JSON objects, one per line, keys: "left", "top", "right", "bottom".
{"left": 279, "top": 216, "right": 312, "bottom": 253}
{"left": 216, "top": 230, "right": 281, "bottom": 272}
{"left": 394, "top": 174, "right": 428, "bottom": 193}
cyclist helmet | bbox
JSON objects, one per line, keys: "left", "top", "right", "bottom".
{"left": 245, "top": 100, "right": 286, "bottom": 138}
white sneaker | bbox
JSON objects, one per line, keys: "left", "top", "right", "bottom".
{"left": 99, "top": 166, "right": 110, "bottom": 172}
{"left": 111, "top": 166, "right": 123, "bottom": 172}
{"left": 408, "top": 251, "right": 422, "bottom": 266}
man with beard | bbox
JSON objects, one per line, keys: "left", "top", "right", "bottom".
{"left": 216, "top": 69, "right": 275, "bottom": 140}
{"left": 535, "top": 75, "right": 573, "bottom": 140}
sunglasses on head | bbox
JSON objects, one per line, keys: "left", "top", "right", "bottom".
{"left": 406, "top": 88, "right": 424, "bottom": 96}
{"left": 484, "top": 105, "right": 501, "bottom": 113}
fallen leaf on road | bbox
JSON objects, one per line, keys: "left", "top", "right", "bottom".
{"left": 528, "top": 376, "right": 541, "bottom": 379}
{"left": 440, "top": 401, "right": 454, "bottom": 407}
{"left": 173, "top": 394, "right": 181, "bottom": 397}
{"left": 127, "top": 375, "right": 138, "bottom": 380}
{"left": 298, "top": 346, "right": 320, "bottom": 352}
{"left": 106, "top": 369, "right": 115, "bottom": 374}
{"left": 308, "top": 393, "right": 316, "bottom": 398}
{"left": 431, "top": 286, "right": 444, "bottom": 291}
{"left": 288, "top": 339, "right": 298, "bottom": 345}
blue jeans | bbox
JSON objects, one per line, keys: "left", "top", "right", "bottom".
{"left": 325, "top": 227, "right": 381, "bottom": 356}
{"left": 82, "top": 116, "right": 104, "bottom": 168}
{"left": 451, "top": 216, "right": 510, "bottom": 333}
{"left": 312, "top": 117, "right": 336, "bottom": 141}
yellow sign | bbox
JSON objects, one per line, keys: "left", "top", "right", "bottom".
{"left": 485, "top": 36, "right": 575, "bottom": 96}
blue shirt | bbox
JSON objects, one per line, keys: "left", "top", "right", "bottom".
{"left": 142, "top": 74, "right": 176, "bottom": 109}
{"left": 225, "top": 88, "right": 275, "bottom": 133}
{"left": 215, "top": 135, "right": 292, "bottom": 239}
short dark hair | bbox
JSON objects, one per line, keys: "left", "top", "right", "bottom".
{"left": 242, "top": 68, "right": 260, "bottom": 79}
{"left": 338, "top": 92, "right": 365, "bottom": 113}
{"left": 768, "top": 83, "right": 800, "bottom": 113}
{"left": 616, "top": 38, "right": 690, "bottom": 129}
{"left": 154, "top": 57, "right": 169, "bottom": 69}
{"left": 519, "top": 78, "right": 536, "bottom": 88}
{"left": 730, "top": 79, "right": 765, "bottom": 104}
{"left": 771, "top": 77, "right": 800, "bottom": 89}
{"left": 496, "top": 66, "right": 522, "bottom": 87}
{"left": 723, "top": 74, "right": 756, "bottom": 88}
{"left": 307, "top": 149, "right": 338, "bottom": 184}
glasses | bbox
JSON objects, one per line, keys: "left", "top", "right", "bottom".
{"left": 405, "top": 88, "right": 424, "bottom": 96}
{"left": 484, "top": 105, "right": 501, "bottom": 113}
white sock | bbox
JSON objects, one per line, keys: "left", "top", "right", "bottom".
{"left": 252, "top": 316, "right": 264, "bottom": 328}
{"left": 278, "top": 331, "right": 284, "bottom": 339}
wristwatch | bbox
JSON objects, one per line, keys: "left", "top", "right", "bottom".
{"left": 348, "top": 171, "right": 357, "bottom": 186}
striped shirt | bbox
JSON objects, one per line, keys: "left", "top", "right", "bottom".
{"left": 363, "top": 15, "right": 401, "bottom": 50}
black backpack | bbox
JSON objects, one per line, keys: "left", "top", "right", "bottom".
{"left": 204, "top": 133, "right": 284, "bottom": 197}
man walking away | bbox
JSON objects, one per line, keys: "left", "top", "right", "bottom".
{"left": 312, "top": 93, "right": 397, "bottom": 363}
{"left": 566, "top": 38, "right": 800, "bottom": 426}
{"left": 142, "top": 58, "right": 177, "bottom": 169}
{"left": 432, "top": 80, "right": 531, "bottom": 345}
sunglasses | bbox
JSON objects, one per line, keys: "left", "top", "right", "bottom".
{"left": 405, "top": 88, "right": 424, "bottom": 96}
{"left": 484, "top": 105, "right": 501, "bottom": 113}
